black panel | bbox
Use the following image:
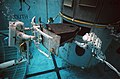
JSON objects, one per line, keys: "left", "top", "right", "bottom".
{"left": 62, "top": 0, "right": 120, "bottom": 24}
{"left": 96, "top": 0, "right": 120, "bottom": 24}
{"left": 74, "top": 0, "right": 102, "bottom": 23}
{"left": 79, "top": 0, "right": 98, "bottom": 7}
{"left": 62, "top": 0, "right": 76, "bottom": 18}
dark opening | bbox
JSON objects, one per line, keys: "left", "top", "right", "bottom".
{"left": 77, "top": 26, "right": 91, "bottom": 36}
{"left": 75, "top": 45, "right": 85, "bottom": 56}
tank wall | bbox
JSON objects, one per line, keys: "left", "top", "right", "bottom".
{"left": 0, "top": 0, "right": 62, "bottom": 30}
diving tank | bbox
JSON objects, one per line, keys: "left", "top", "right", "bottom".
{"left": 58, "top": 0, "right": 120, "bottom": 68}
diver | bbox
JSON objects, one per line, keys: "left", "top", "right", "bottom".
{"left": 14, "top": 21, "right": 35, "bottom": 61}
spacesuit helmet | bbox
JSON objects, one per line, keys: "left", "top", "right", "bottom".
{"left": 15, "top": 20, "right": 24, "bottom": 32}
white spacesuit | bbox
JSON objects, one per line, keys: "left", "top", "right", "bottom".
{"left": 9, "top": 21, "right": 35, "bottom": 62}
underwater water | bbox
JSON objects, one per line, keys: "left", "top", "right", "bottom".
{"left": 0, "top": 0, "right": 120, "bottom": 79}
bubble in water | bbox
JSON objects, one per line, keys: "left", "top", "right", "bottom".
{"left": 3, "top": 13, "right": 6, "bottom": 16}
{"left": 2, "top": 11, "right": 4, "bottom": 13}
{"left": 1, "top": 0, "right": 15, "bottom": 21}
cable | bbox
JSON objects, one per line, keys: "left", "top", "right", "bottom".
{"left": 95, "top": 53, "right": 120, "bottom": 77}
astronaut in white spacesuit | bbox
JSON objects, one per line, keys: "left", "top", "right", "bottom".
{"left": 9, "top": 20, "right": 35, "bottom": 61}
